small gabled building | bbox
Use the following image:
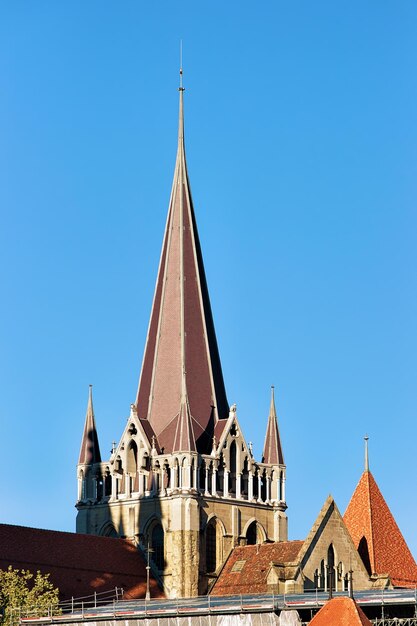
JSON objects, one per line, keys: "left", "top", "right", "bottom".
{"left": 211, "top": 495, "right": 370, "bottom": 595}
{"left": 344, "top": 442, "right": 417, "bottom": 589}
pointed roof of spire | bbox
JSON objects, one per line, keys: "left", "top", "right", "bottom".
{"left": 135, "top": 73, "right": 229, "bottom": 454}
{"left": 344, "top": 468, "right": 417, "bottom": 588}
{"left": 309, "top": 597, "right": 372, "bottom": 626}
{"left": 262, "top": 386, "right": 284, "bottom": 465}
{"left": 78, "top": 385, "right": 101, "bottom": 465}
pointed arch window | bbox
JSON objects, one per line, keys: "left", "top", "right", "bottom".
{"left": 206, "top": 521, "right": 217, "bottom": 573}
{"left": 246, "top": 521, "right": 257, "bottom": 545}
{"left": 151, "top": 523, "right": 164, "bottom": 571}
{"left": 327, "top": 544, "right": 335, "bottom": 591}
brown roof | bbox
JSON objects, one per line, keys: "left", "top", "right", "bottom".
{"left": 0, "top": 524, "right": 163, "bottom": 600}
{"left": 309, "top": 597, "right": 372, "bottom": 626}
{"left": 344, "top": 470, "right": 417, "bottom": 588}
{"left": 211, "top": 541, "right": 303, "bottom": 596}
{"left": 78, "top": 385, "right": 101, "bottom": 465}
{"left": 262, "top": 387, "right": 284, "bottom": 465}
{"left": 135, "top": 87, "right": 229, "bottom": 455}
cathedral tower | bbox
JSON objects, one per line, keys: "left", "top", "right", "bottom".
{"left": 76, "top": 75, "right": 288, "bottom": 598}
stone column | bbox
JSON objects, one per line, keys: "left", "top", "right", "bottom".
{"left": 236, "top": 473, "right": 242, "bottom": 499}
{"left": 257, "top": 474, "right": 263, "bottom": 503}
{"left": 223, "top": 470, "right": 229, "bottom": 498}
{"left": 205, "top": 466, "right": 210, "bottom": 495}
{"left": 126, "top": 474, "right": 131, "bottom": 498}
{"left": 111, "top": 475, "right": 118, "bottom": 500}
{"left": 248, "top": 471, "right": 254, "bottom": 501}
{"left": 194, "top": 463, "right": 198, "bottom": 491}
{"left": 172, "top": 466, "right": 178, "bottom": 490}
{"left": 211, "top": 466, "right": 217, "bottom": 497}
{"left": 266, "top": 475, "right": 271, "bottom": 503}
{"left": 282, "top": 475, "right": 286, "bottom": 503}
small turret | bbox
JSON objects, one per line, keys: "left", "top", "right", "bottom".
{"left": 262, "top": 386, "right": 284, "bottom": 465}
{"left": 78, "top": 385, "right": 101, "bottom": 465}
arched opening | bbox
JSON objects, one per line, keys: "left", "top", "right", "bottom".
{"left": 104, "top": 468, "right": 112, "bottom": 497}
{"left": 127, "top": 441, "right": 138, "bottom": 493}
{"left": 358, "top": 536, "right": 372, "bottom": 575}
{"left": 163, "top": 461, "right": 170, "bottom": 490}
{"left": 241, "top": 457, "right": 249, "bottom": 498}
{"left": 151, "top": 523, "right": 164, "bottom": 571}
{"left": 319, "top": 559, "right": 325, "bottom": 591}
{"left": 79, "top": 470, "right": 85, "bottom": 500}
{"left": 246, "top": 521, "right": 257, "bottom": 545}
{"left": 216, "top": 455, "right": 224, "bottom": 493}
{"left": 96, "top": 472, "right": 103, "bottom": 500}
{"left": 127, "top": 441, "right": 138, "bottom": 473}
{"left": 102, "top": 523, "right": 118, "bottom": 538}
{"left": 229, "top": 440, "right": 237, "bottom": 495}
{"left": 327, "top": 544, "right": 335, "bottom": 591}
{"left": 199, "top": 459, "right": 206, "bottom": 492}
{"left": 260, "top": 469, "right": 267, "bottom": 502}
{"left": 206, "top": 521, "right": 217, "bottom": 573}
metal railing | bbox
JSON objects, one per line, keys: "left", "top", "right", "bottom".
{"left": 11, "top": 587, "right": 417, "bottom": 625}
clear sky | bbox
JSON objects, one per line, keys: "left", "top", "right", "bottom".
{"left": 0, "top": 2, "right": 416, "bottom": 561}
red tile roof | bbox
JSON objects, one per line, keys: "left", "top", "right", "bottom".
{"left": 344, "top": 471, "right": 417, "bottom": 588}
{"left": 0, "top": 524, "right": 164, "bottom": 600}
{"left": 309, "top": 597, "right": 372, "bottom": 626}
{"left": 211, "top": 541, "right": 303, "bottom": 596}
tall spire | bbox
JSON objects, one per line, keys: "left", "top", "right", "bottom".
{"left": 344, "top": 467, "right": 417, "bottom": 587}
{"left": 262, "top": 386, "right": 284, "bottom": 465}
{"left": 78, "top": 385, "right": 101, "bottom": 465}
{"left": 135, "top": 71, "right": 229, "bottom": 454}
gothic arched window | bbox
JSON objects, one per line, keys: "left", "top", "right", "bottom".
{"left": 127, "top": 441, "right": 138, "bottom": 474}
{"left": 151, "top": 523, "right": 164, "bottom": 571}
{"left": 206, "top": 521, "right": 217, "bottom": 573}
{"left": 246, "top": 521, "right": 257, "bottom": 545}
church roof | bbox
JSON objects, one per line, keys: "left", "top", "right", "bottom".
{"left": 211, "top": 541, "right": 303, "bottom": 596}
{"left": 135, "top": 79, "right": 229, "bottom": 454}
{"left": 344, "top": 470, "right": 417, "bottom": 588}
{"left": 309, "top": 597, "right": 372, "bottom": 626}
{"left": 78, "top": 385, "right": 101, "bottom": 465}
{"left": 262, "top": 386, "right": 284, "bottom": 465}
{"left": 0, "top": 523, "right": 163, "bottom": 600}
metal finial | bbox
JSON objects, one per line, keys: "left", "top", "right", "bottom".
{"left": 364, "top": 435, "right": 369, "bottom": 472}
{"left": 179, "top": 40, "right": 184, "bottom": 91}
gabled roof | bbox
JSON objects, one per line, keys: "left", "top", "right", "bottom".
{"left": 262, "top": 386, "right": 284, "bottom": 465}
{"left": 344, "top": 470, "right": 417, "bottom": 588}
{"left": 309, "top": 597, "right": 372, "bottom": 626}
{"left": 78, "top": 385, "right": 101, "bottom": 465}
{"left": 172, "top": 398, "right": 196, "bottom": 452}
{"left": 135, "top": 80, "right": 228, "bottom": 455}
{"left": 211, "top": 541, "right": 303, "bottom": 596}
{"left": 0, "top": 523, "right": 164, "bottom": 600}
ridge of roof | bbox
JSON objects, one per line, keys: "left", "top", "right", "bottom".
{"left": 309, "top": 596, "right": 372, "bottom": 626}
{"left": 344, "top": 470, "right": 417, "bottom": 587}
{"left": 135, "top": 78, "right": 229, "bottom": 454}
{"left": 78, "top": 385, "right": 101, "bottom": 465}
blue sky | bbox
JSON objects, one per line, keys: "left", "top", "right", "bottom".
{"left": 0, "top": 2, "right": 416, "bottom": 561}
